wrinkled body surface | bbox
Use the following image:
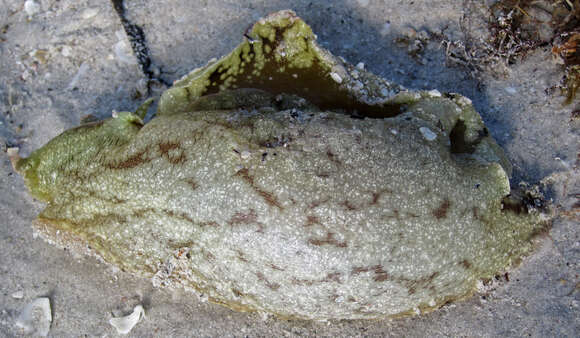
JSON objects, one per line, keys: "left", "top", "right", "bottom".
{"left": 14, "top": 10, "right": 545, "bottom": 320}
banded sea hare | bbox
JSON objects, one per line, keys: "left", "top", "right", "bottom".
{"left": 13, "top": 10, "right": 548, "bottom": 320}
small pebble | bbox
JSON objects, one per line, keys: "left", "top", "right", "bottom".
{"left": 419, "top": 127, "right": 437, "bottom": 141}
{"left": 455, "top": 96, "right": 472, "bottom": 106}
{"left": 30, "top": 49, "right": 49, "bottom": 64}
{"left": 427, "top": 89, "right": 442, "bottom": 98}
{"left": 81, "top": 8, "right": 99, "bottom": 20}
{"left": 24, "top": 0, "right": 41, "bottom": 16}
{"left": 355, "top": 62, "right": 365, "bottom": 70}
{"left": 7, "top": 147, "right": 20, "bottom": 157}
{"left": 505, "top": 87, "right": 517, "bottom": 94}
{"left": 61, "top": 46, "right": 72, "bottom": 57}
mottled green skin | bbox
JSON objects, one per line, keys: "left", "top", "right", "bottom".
{"left": 15, "top": 10, "right": 545, "bottom": 320}
{"left": 158, "top": 10, "right": 404, "bottom": 119}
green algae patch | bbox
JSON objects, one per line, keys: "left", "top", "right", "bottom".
{"left": 14, "top": 10, "right": 548, "bottom": 320}
{"left": 158, "top": 10, "right": 405, "bottom": 118}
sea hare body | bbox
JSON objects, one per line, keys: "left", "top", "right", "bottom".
{"left": 15, "top": 10, "right": 546, "bottom": 320}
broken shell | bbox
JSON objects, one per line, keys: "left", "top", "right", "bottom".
{"left": 15, "top": 297, "right": 52, "bottom": 336}
{"left": 109, "top": 305, "right": 145, "bottom": 335}
{"left": 15, "top": 10, "right": 547, "bottom": 320}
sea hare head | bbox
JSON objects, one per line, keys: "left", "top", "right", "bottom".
{"left": 15, "top": 10, "right": 547, "bottom": 320}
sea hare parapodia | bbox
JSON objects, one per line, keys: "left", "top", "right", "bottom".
{"left": 13, "top": 10, "right": 547, "bottom": 320}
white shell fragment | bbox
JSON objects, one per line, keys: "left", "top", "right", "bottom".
{"left": 109, "top": 305, "right": 145, "bottom": 335}
{"left": 24, "top": 0, "right": 41, "bottom": 16}
{"left": 80, "top": 7, "right": 100, "bottom": 20}
{"left": 454, "top": 95, "right": 472, "bottom": 106}
{"left": 427, "top": 89, "right": 442, "bottom": 97}
{"left": 11, "top": 290, "right": 24, "bottom": 299}
{"left": 419, "top": 126, "right": 437, "bottom": 141}
{"left": 15, "top": 297, "right": 52, "bottom": 337}
{"left": 505, "top": 86, "right": 517, "bottom": 94}
{"left": 330, "top": 72, "right": 343, "bottom": 84}
{"left": 6, "top": 147, "right": 19, "bottom": 158}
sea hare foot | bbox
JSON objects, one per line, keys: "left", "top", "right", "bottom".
{"left": 14, "top": 10, "right": 548, "bottom": 320}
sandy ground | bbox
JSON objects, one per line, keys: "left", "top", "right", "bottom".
{"left": 0, "top": 0, "right": 578, "bottom": 336}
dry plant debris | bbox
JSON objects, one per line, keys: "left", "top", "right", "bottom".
{"left": 444, "top": 0, "right": 580, "bottom": 106}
